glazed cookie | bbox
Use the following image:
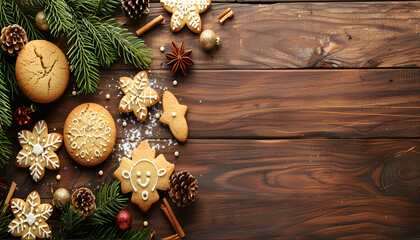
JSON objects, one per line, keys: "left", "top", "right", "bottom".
{"left": 63, "top": 103, "right": 116, "bottom": 166}
{"left": 160, "top": 0, "right": 211, "bottom": 33}
{"left": 160, "top": 91, "right": 188, "bottom": 142}
{"left": 15, "top": 40, "right": 70, "bottom": 103}
{"left": 17, "top": 120, "right": 62, "bottom": 182}
{"left": 8, "top": 190, "right": 53, "bottom": 240}
{"left": 119, "top": 71, "right": 159, "bottom": 122}
{"left": 114, "top": 140, "right": 175, "bottom": 212}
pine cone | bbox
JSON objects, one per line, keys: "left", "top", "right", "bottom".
{"left": 121, "top": 0, "right": 149, "bottom": 19}
{"left": 0, "top": 24, "right": 27, "bottom": 56}
{"left": 71, "top": 187, "right": 96, "bottom": 216}
{"left": 169, "top": 171, "right": 198, "bottom": 207}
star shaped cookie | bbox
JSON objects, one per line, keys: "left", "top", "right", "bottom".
{"left": 160, "top": 91, "right": 188, "bottom": 142}
{"left": 16, "top": 120, "right": 62, "bottom": 182}
{"left": 161, "top": 0, "right": 211, "bottom": 33}
{"left": 8, "top": 190, "right": 53, "bottom": 240}
{"left": 119, "top": 71, "right": 159, "bottom": 122}
{"left": 114, "top": 140, "right": 175, "bottom": 212}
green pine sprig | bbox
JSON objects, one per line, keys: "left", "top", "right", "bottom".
{"left": 0, "top": 201, "right": 11, "bottom": 238}
{"left": 55, "top": 180, "right": 153, "bottom": 240}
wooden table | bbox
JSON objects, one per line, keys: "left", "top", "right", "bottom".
{"left": 4, "top": 1, "right": 420, "bottom": 239}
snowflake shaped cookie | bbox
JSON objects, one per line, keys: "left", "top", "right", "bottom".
{"left": 114, "top": 140, "right": 174, "bottom": 212}
{"left": 119, "top": 71, "right": 160, "bottom": 122}
{"left": 161, "top": 0, "right": 211, "bottom": 33}
{"left": 17, "top": 120, "right": 62, "bottom": 182}
{"left": 8, "top": 191, "right": 53, "bottom": 240}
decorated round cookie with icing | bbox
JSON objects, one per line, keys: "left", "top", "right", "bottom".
{"left": 160, "top": 0, "right": 211, "bottom": 33}
{"left": 63, "top": 103, "right": 116, "bottom": 166}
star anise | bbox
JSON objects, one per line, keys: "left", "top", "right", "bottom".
{"left": 165, "top": 42, "right": 194, "bottom": 76}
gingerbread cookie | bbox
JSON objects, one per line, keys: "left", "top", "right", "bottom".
{"left": 119, "top": 71, "right": 159, "bottom": 122}
{"left": 15, "top": 40, "right": 70, "bottom": 103}
{"left": 161, "top": 0, "right": 211, "bottom": 33}
{"left": 114, "top": 140, "right": 174, "bottom": 212}
{"left": 63, "top": 103, "right": 116, "bottom": 166}
{"left": 8, "top": 190, "right": 53, "bottom": 240}
{"left": 17, "top": 120, "right": 62, "bottom": 182}
{"left": 160, "top": 91, "right": 188, "bottom": 142}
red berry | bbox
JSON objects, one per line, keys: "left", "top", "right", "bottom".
{"left": 115, "top": 210, "right": 132, "bottom": 231}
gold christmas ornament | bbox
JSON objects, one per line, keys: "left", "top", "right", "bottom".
{"left": 52, "top": 187, "right": 71, "bottom": 209}
{"left": 200, "top": 30, "right": 220, "bottom": 50}
{"left": 35, "top": 10, "right": 50, "bottom": 31}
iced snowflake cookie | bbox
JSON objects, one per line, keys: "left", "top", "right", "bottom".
{"left": 114, "top": 140, "right": 174, "bottom": 212}
{"left": 63, "top": 103, "right": 116, "bottom": 166}
{"left": 119, "top": 71, "right": 159, "bottom": 122}
{"left": 8, "top": 190, "right": 53, "bottom": 240}
{"left": 17, "top": 120, "right": 62, "bottom": 182}
{"left": 160, "top": 0, "right": 211, "bottom": 33}
{"left": 160, "top": 91, "right": 188, "bottom": 142}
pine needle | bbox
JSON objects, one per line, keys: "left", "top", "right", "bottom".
{"left": 0, "top": 201, "right": 11, "bottom": 238}
{"left": 44, "top": 0, "right": 73, "bottom": 37}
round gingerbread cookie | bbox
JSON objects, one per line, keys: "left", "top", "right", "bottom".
{"left": 15, "top": 40, "right": 69, "bottom": 103}
{"left": 63, "top": 103, "right": 116, "bottom": 166}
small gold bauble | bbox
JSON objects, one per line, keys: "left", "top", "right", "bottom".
{"left": 35, "top": 10, "right": 50, "bottom": 31}
{"left": 200, "top": 30, "right": 220, "bottom": 50}
{"left": 52, "top": 188, "right": 71, "bottom": 209}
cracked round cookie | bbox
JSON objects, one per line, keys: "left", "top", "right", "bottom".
{"left": 63, "top": 103, "right": 116, "bottom": 167}
{"left": 15, "top": 40, "right": 69, "bottom": 103}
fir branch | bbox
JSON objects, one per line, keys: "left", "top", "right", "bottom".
{"left": 82, "top": 17, "right": 117, "bottom": 69}
{"left": 54, "top": 205, "right": 85, "bottom": 239}
{"left": 0, "top": 130, "right": 11, "bottom": 170}
{"left": 0, "top": 0, "right": 13, "bottom": 28}
{"left": 86, "top": 180, "right": 128, "bottom": 226}
{"left": 0, "top": 201, "right": 11, "bottom": 238}
{"left": 67, "top": 19, "right": 100, "bottom": 94}
{"left": 102, "top": 18, "right": 152, "bottom": 70}
{"left": 44, "top": 0, "right": 73, "bottom": 37}
{"left": 55, "top": 180, "right": 153, "bottom": 240}
{"left": 0, "top": 53, "right": 20, "bottom": 101}
{"left": 11, "top": 1, "right": 44, "bottom": 41}
{"left": 0, "top": 55, "right": 12, "bottom": 128}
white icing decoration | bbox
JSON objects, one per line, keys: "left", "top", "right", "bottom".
{"left": 17, "top": 121, "right": 61, "bottom": 181}
{"left": 142, "top": 191, "right": 148, "bottom": 201}
{"left": 69, "top": 109, "right": 111, "bottom": 161}
{"left": 8, "top": 192, "right": 52, "bottom": 238}
{"left": 121, "top": 159, "right": 167, "bottom": 200}
{"left": 120, "top": 73, "right": 158, "bottom": 119}
{"left": 161, "top": 0, "right": 209, "bottom": 31}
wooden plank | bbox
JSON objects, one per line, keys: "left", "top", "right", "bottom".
{"left": 108, "top": 2, "right": 420, "bottom": 69}
{"left": 8, "top": 69, "right": 420, "bottom": 139}
{"left": 5, "top": 139, "right": 420, "bottom": 238}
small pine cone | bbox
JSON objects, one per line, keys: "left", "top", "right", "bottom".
{"left": 0, "top": 24, "right": 27, "bottom": 56}
{"left": 169, "top": 171, "right": 198, "bottom": 207}
{"left": 71, "top": 187, "right": 96, "bottom": 216}
{"left": 121, "top": 0, "right": 149, "bottom": 19}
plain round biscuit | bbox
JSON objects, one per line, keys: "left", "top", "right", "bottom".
{"left": 15, "top": 40, "right": 69, "bottom": 103}
{"left": 63, "top": 103, "right": 116, "bottom": 167}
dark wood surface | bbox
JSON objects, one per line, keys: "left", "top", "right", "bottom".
{"left": 3, "top": 1, "right": 420, "bottom": 239}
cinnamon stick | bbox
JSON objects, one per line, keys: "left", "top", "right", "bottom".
{"left": 217, "top": 8, "right": 231, "bottom": 20}
{"left": 5, "top": 181, "right": 16, "bottom": 205}
{"left": 3, "top": 181, "right": 17, "bottom": 213}
{"left": 136, "top": 15, "right": 165, "bottom": 36}
{"left": 220, "top": 11, "right": 234, "bottom": 24}
{"left": 161, "top": 198, "right": 185, "bottom": 238}
{"left": 162, "top": 233, "right": 180, "bottom": 240}
{"left": 149, "top": 230, "right": 155, "bottom": 240}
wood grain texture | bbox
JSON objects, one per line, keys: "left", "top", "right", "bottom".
{"left": 108, "top": 2, "right": 420, "bottom": 69}
{"left": 7, "top": 69, "right": 420, "bottom": 139}
{"left": 5, "top": 139, "right": 420, "bottom": 239}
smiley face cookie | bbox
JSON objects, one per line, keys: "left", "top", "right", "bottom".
{"left": 119, "top": 71, "right": 159, "bottom": 122}
{"left": 160, "top": 91, "right": 188, "bottom": 142}
{"left": 63, "top": 103, "right": 116, "bottom": 166}
{"left": 16, "top": 120, "right": 62, "bottom": 182}
{"left": 161, "top": 0, "right": 211, "bottom": 33}
{"left": 114, "top": 140, "right": 174, "bottom": 212}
